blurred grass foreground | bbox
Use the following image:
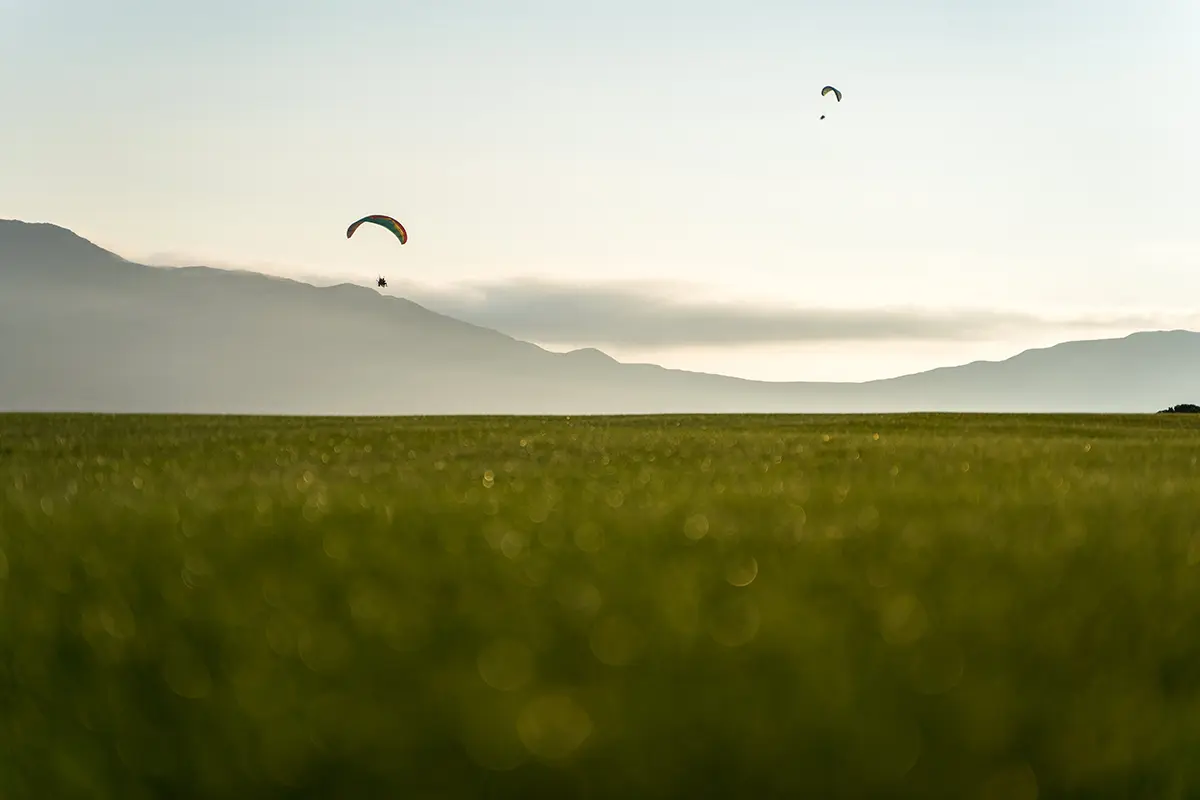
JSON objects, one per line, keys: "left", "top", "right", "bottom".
{"left": 2, "top": 412, "right": 1200, "bottom": 798}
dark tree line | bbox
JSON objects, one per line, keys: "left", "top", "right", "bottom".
{"left": 1158, "top": 403, "right": 1200, "bottom": 414}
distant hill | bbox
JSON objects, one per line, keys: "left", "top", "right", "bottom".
{"left": 3, "top": 219, "right": 1198, "bottom": 414}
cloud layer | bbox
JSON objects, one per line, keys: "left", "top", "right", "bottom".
{"left": 141, "top": 251, "right": 1188, "bottom": 350}
{"left": 394, "top": 277, "right": 1173, "bottom": 349}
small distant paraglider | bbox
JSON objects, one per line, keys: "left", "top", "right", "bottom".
{"left": 376, "top": 276, "right": 388, "bottom": 288}
{"left": 820, "top": 85, "right": 842, "bottom": 120}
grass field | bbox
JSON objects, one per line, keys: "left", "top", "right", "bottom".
{"left": 2, "top": 412, "right": 1200, "bottom": 799}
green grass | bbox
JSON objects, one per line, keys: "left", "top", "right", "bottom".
{"left": 2, "top": 412, "right": 1200, "bottom": 799}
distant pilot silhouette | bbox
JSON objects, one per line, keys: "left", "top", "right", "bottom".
{"left": 377, "top": 276, "right": 387, "bottom": 288}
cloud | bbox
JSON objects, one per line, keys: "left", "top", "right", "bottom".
{"left": 132, "top": 252, "right": 1189, "bottom": 349}
{"left": 391, "top": 277, "right": 1175, "bottom": 349}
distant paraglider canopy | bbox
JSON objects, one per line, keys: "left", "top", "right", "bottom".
{"left": 346, "top": 214, "right": 408, "bottom": 245}
{"left": 377, "top": 276, "right": 388, "bottom": 288}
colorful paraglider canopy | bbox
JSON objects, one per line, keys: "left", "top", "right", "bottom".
{"left": 347, "top": 214, "right": 408, "bottom": 245}
{"left": 821, "top": 85, "right": 842, "bottom": 102}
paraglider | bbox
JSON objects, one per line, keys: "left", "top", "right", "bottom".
{"left": 347, "top": 215, "right": 405, "bottom": 289}
{"left": 820, "top": 85, "right": 841, "bottom": 120}
{"left": 346, "top": 214, "right": 408, "bottom": 245}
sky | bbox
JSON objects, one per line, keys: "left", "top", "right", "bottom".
{"left": 2, "top": 0, "right": 1198, "bottom": 382}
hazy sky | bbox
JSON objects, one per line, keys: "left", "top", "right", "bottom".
{"left": 3, "top": 0, "right": 1198, "bottom": 381}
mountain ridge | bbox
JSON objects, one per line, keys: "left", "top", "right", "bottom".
{"left": 2, "top": 218, "right": 1197, "bottom": 414}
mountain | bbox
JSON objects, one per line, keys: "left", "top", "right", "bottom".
{"left": 2, "top": 219, "right": 1198, "bottom": 414}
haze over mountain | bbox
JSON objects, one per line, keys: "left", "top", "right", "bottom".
{"left": 2, "top": 219, "right": 1197, "bottom": 415}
